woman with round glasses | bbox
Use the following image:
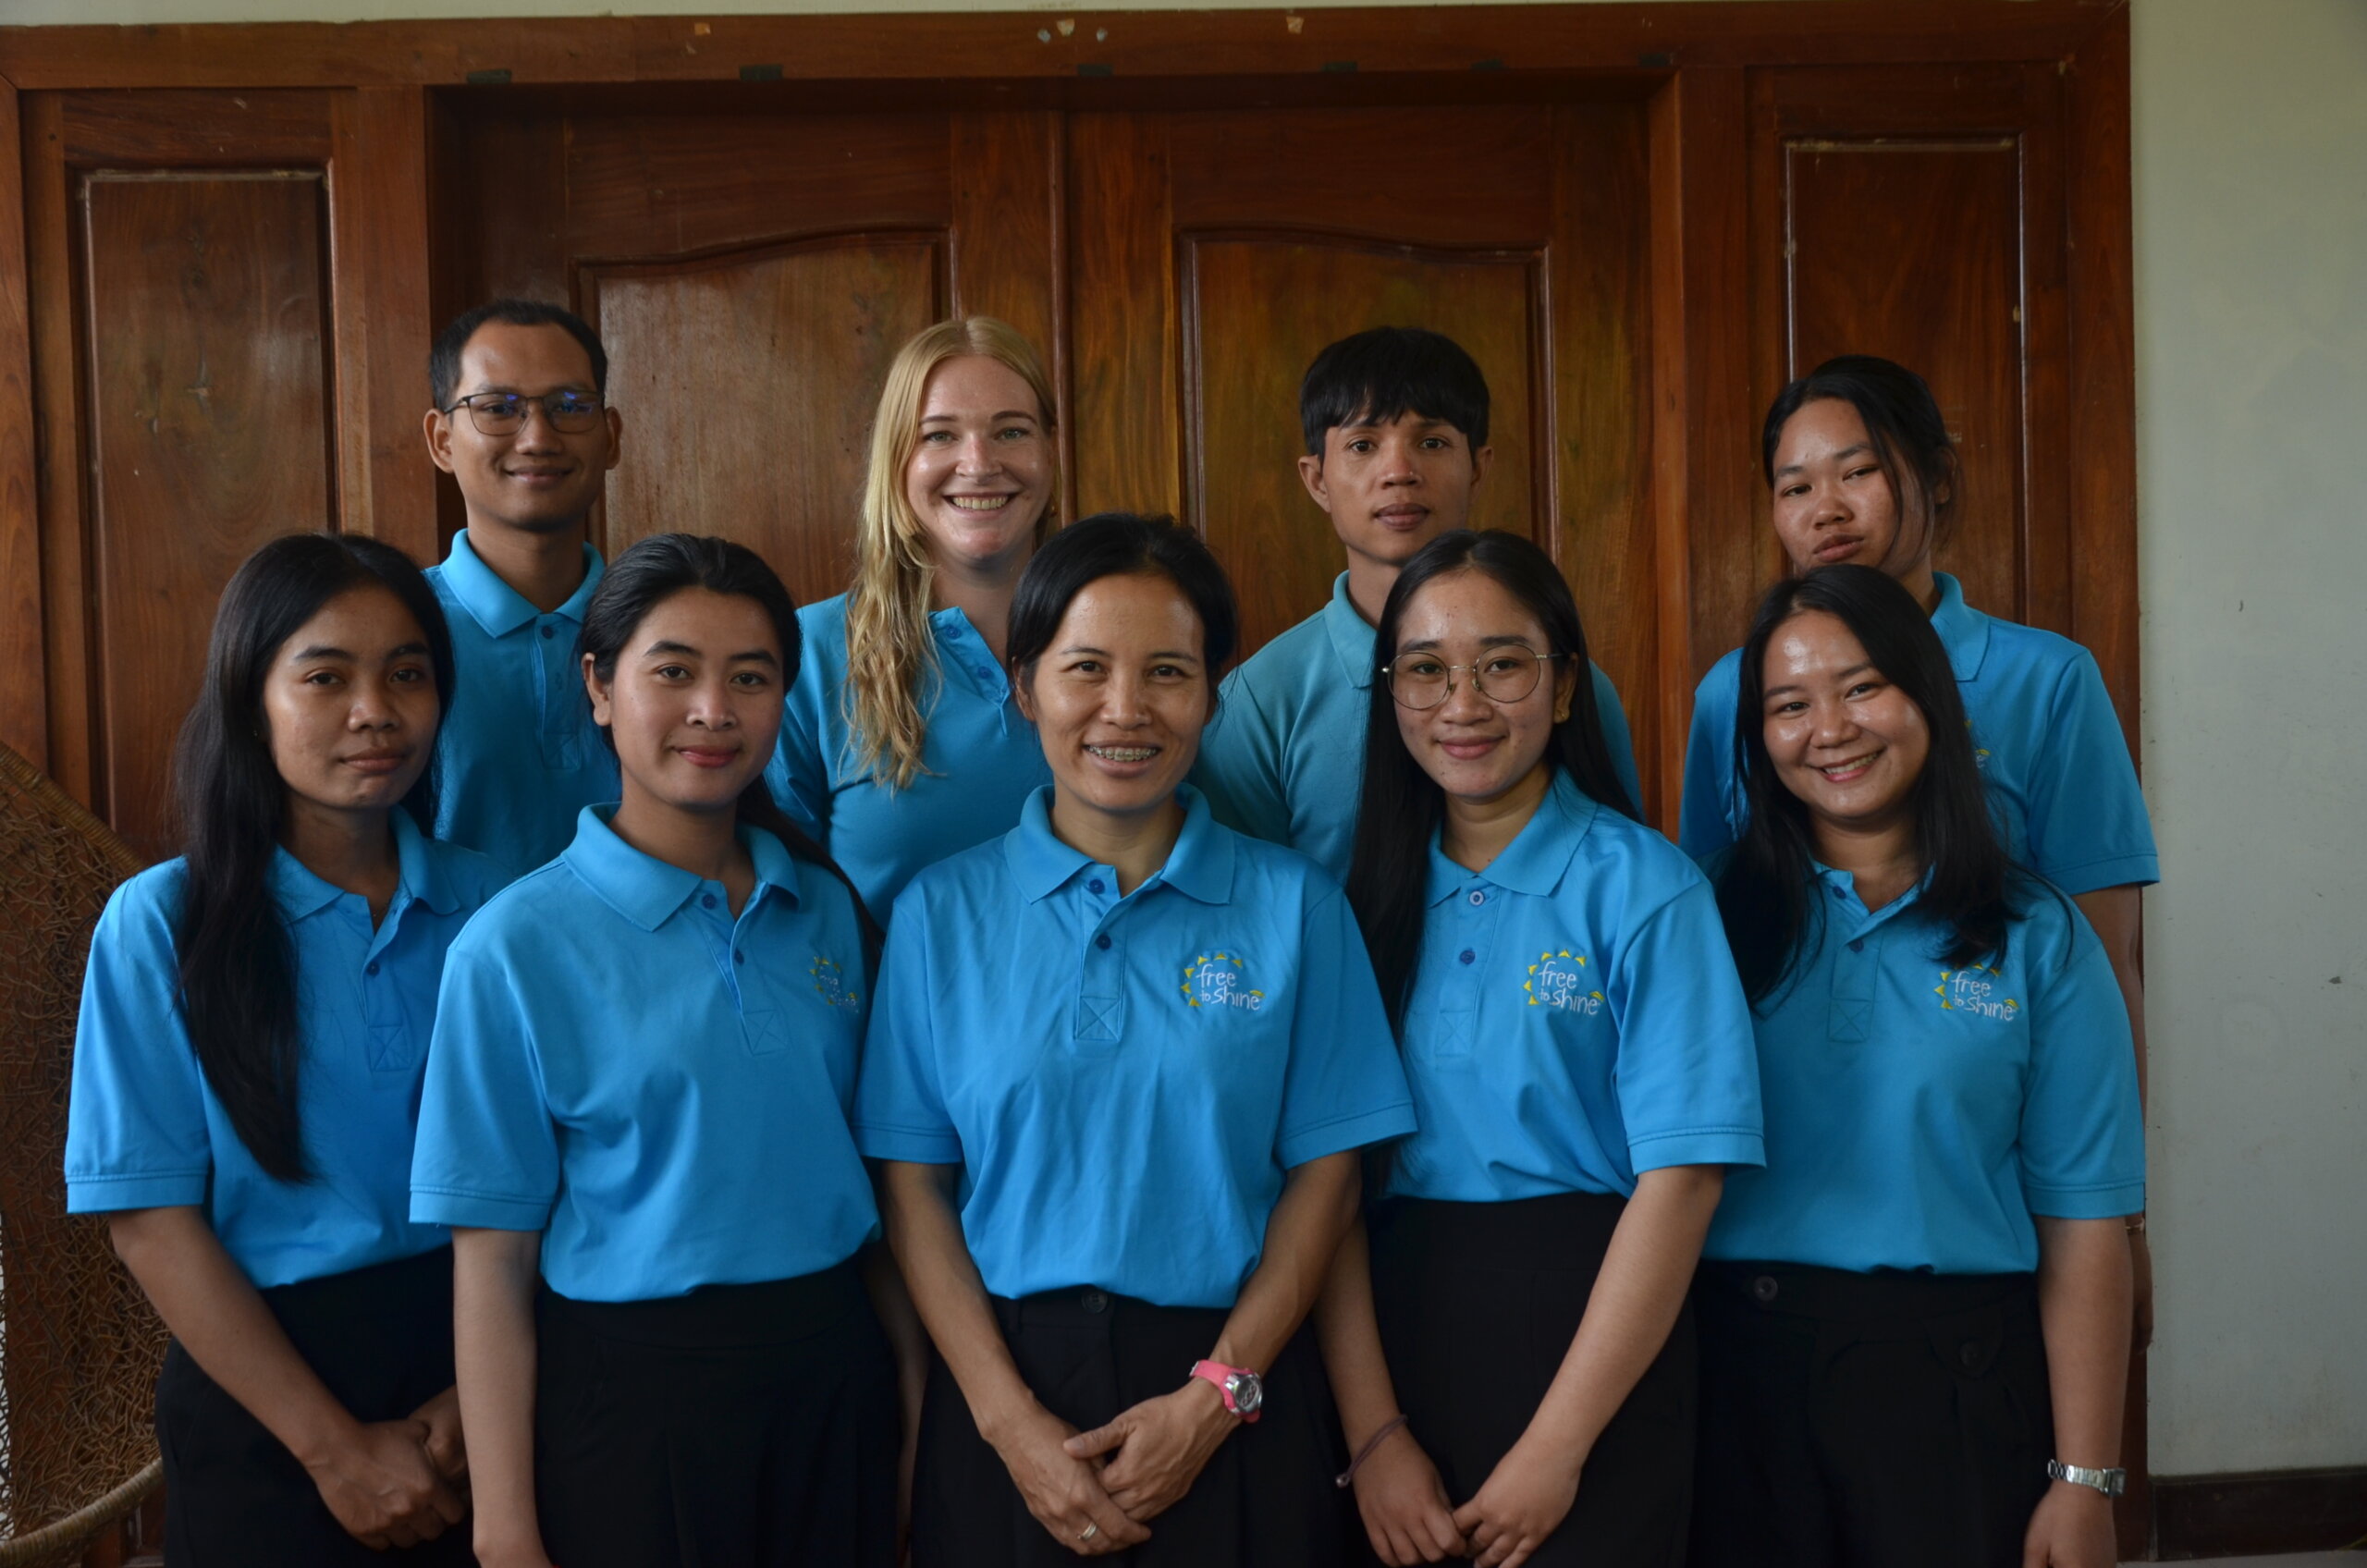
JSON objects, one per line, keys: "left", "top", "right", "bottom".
{"left": 1324, "top": 530, "right": 1762, "bottom": 1568}
{"left": 767, "top": 316, "right": 1061, "bottom": 917}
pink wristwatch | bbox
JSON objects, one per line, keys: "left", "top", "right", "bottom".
{"left": 1190, "top": 1359, "right": 1264, "bottom": 1423}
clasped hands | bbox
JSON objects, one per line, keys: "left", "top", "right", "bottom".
{"left": 1354, "top": 1423, "right": 1584, "bottom": 1568}
{"left": 991, "top": 1377, "right": 1239, "bottom": 1556}
{"left": 303, "top": 1384, "right": 471, "bottom": 1550}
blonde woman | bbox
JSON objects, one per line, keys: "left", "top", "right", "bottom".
{"left": 766, "top": 317, "right": 1061, "bottom": 914}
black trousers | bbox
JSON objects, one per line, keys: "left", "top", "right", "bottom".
{"left": 155, "top": 1245, "right": 473, "bottom": 1568}
{"left": 1688, "top": 1261, "right": 2054, "bottom": 1568}
{"left": 534, "top": 1260, "right": 899, "bottom": 1568}
{"left": 914, "top": 1287, "right": 1354, "bottom": 1567}
{"left": 1369, "top": 1193, "right": 1697, "bottom": 1568}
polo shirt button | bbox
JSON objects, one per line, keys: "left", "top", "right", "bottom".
{"left": 1087, "top": 878, "right": 1105, "bottom": 895}
{"left": 540, "top": 624, "right": 556, "bottom": 639}
{"left": 1847, "top": 938, "right": 1864, "bottom": 953}
{"left": 1081, "top": 1289, "right": 1110, "bottom": 1314}
{"left": 1095, "top": 935, "right": 1111, "bottom": 950}
{"left": 1750, "top": 1275, "right": 1779, "bottom": 1304}
{"left": 1458, "top": 949, "right": 1475, "bottom": 965}
{"left": 734, "top": 950, "right": 746, "bottom": 964}
{"left": 1468, "top": 890, "right": 1485, "bottom": 906}
{"left": 701, "top": 893, "right": 717, "bottom": 909}
{"left": 364, "top": 961, "right": 380, "bottom": 977}
{"left": 1958, "top": 1341, "right": 1983, "bottom": 1371}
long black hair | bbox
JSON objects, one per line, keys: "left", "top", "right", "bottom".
{"left": 173, "top": 533, "right": 455, "bottom": 1184}
{"left": 1715, "top": 564, "right": 2012, "bottom": 1004}
{"left": 1346, "top": 530, "right": 1637, "bottom": 1029}
{"left": 1762, "top": 353, "right": 1962, "bottom": 557}
{"left": 577, "top": 533, "right": 878, "bottom": 944}
{"left": 1005, "top": 511, "right": 1239, "bottom": 688}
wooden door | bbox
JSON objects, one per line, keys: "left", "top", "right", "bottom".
{"left": 1069, "top": 98, "right": 1654, "bottom": 760}
{"left": 435, "top": 92, "right": 1061, "bottom": 614}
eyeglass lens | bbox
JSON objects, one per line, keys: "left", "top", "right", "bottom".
{"left": 1388, "top": 648, "right": 1548, "bottom": 709}
{"left": 461, "top": 392, "right": 605, "bottom": 435}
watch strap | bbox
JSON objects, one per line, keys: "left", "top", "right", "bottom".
{"left": 1189, "top": 1359, "right": 1262, "bottom": 1423}
{"left": 2046, "top": 1459, "right": 2127, "bottom": 1498}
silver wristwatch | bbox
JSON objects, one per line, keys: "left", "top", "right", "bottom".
{"left": 2046, "top": 1459, "right": 2127, "bottom": 1498}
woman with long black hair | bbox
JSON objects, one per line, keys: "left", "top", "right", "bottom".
{"left": 67, "top": 533, "right": 508, "bottom": 1565}
{"left": 1322, "top": 529, "right": 1762, "bottom": 1568}
{"left": 412, "top": 533, "right": 901, "bottom": 1568}
{"left": 1691, "top": 565, "right": 2143, "bottom": 1568}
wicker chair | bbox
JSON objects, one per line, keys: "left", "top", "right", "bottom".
{"left": 0, "top": 743, "right": 166, "bottom": 1566}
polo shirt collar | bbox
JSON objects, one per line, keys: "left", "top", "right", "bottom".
{"left": 928, "top": 604, "right": 1012, "bottom": 703}
{"left": 1809, "top": 858, "right": 1934, "bottom": 937}
{"left": 1006, "top": 783, "right": 1236, "bottom": 905}
{"left": 438, "top": 530, "right": 605, "bottom": 640}
{"left": 1320, "top": 573, "right": 1379, "bottom": 691}
{"left": 1425, "top": 768, "right": 1598, "bottom": 906}
{"left": 561, "top": 805, "right": 802, "bottom": 932}
{"left": 265, "top": 809, "right": 458, "bottom": 922}
{"left": 1929, "top": 571, "right": 1991, "bottom": 682}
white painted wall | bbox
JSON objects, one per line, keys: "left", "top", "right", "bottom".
{"left": 8, "top": 0, "right": 2363, "bottom": 1483}
{"left": 2132, "top": 0, "right": 2367, "bottom": 1479}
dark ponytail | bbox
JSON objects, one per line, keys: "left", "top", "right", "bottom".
{"left": 173, "top": 533, "right": 454, "bottom": 1183}
{"left": 577, "top": 533, "right": 880, "bottom": 947}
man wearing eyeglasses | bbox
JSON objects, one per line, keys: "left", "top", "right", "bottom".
{"left": 421, "top": 300, "right": 625, "bottom": 872}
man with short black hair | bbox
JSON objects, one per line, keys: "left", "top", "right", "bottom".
{"left": 421, "top": 300, "right": 624, "bottom": 870}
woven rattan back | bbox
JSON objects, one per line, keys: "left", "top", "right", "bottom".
{"left": 0, "top": 743, "right": 166, "bottom": 1562}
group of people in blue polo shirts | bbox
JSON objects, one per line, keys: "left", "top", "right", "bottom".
{"left": 60, "top": 301, "right": 2152, "bottom": 1568}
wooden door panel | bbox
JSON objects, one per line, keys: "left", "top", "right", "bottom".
{"left": 81, "top": 171, "right": 336, "bottom": 857}
{"left": 1782, "top": 139, "right": 2024, "bottom": 621}
{"left": 1182, "top": 235, "right": 1542, "bottom": 655}
{"left": 583, "top": 233, "right": 944, "bottom": 607}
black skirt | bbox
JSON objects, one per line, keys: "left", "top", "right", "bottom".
{"left": 533, "top": 1259, "right": 899, "bottom": 1568}
{"left": 913, "top": 1287, "right": 1355, "bottom": 1567}
{"left": 155, "top": 1244, "right": 473, "bottom": 1568}
{"left": 1368, "top": 1192, "right": 1697, "bottom": 1568}
{"left": 1688, "top": 1260, "right": 2054, "bottom": 1568}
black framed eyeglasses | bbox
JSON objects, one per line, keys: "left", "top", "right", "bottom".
{"left": 444, "top": 390, "right": 607, "bottom": 435}
{"left": 1382, "top": 647, "right": 1565, "bottom": 710}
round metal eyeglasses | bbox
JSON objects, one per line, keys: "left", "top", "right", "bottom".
{"left": 1383, "top": 647, "right": 1565, "bottom": 710}
{"left": 444, "top": 390, "right": 607, "bottom": 436}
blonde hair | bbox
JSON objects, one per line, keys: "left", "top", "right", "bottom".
{"left": 842, "top": 317, "right": 1061, "bottom": 789}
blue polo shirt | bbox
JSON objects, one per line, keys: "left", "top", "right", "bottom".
{"left": 410, "top": 808, "right": 877, "bottom": 1304}
{"left": 767, "top": 593, "right": 1052, "bottom": 918}
{"left": 1678, "top": 573, "right": 2159, "bottom": 894}
{"left": 66, "top": 814, "right": 509, "bottom": 1290}
{"left": 1704, "top": 866, "right": 2145, "bottom": 1275}
{"left": 1195, "top": 573, "right": 1644, "bottom": 883}
{"left": 1392, "top": 771, "right": 1763, "bottom": 1204}
{"left": 854, "top": 785, "right": 1417, "bottom": 1310}
{"left": 425, "top": 531, "right": 619, "bottom": 874}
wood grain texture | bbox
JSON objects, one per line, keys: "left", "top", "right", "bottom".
{"left": 0, "top": 80, "right": 46, "bottom": 768}
{"left": 0, "top": 4, "right": 2121, "bottom": 92}
{"left": 1066, "top": 111, "right": 1176, "bottom": 523}
{"left": 584, "top": 234, "right": 942, "bottom": 610}
{"left": 60, "top": 89, "right": 335, "bottom": 165}
{"left": 82, "top": 173, "right": 337, "bottom": 857}
{"left": 1182, "top": 234, "right": 1544, "bottom": 656}
{"left": 27, "top": 92, "right": 94, "bottom": 809}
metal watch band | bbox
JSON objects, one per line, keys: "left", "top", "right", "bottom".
{"left": 2046, "top": 1459, "right": 2127, "bottom": 1498}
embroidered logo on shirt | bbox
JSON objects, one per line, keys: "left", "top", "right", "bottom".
{"left": 1525, "top": 949, "right": 1603, "bottom": 1014}
{"left": 810, "top": 955, "right": 861, "bottom": 1009}
{"left": 1181, "top": 952, "right": 1266, "bottom": 1011}
{"left": 1935, "top": 963, "right": 2017, "bottom": 1021}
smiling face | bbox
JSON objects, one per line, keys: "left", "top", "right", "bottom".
{"left": 585, "top": 588, "right": 784, "bottom": 819}
{"left": 1016, "top": 570, "right": 1212, "bottom": 829}
{"left": 425, "top": 320, "right": 621, "bottom": 537}
{"left": 262, "top": 586, "right": 440, "bottom": 823}
{"left": 904, "top": 354, "right": 1052, "bottom": 576}
{"left": 1768, "top": 398, "right": 1938, "bottom": 594}
{"left": 1760, "top": 608, "right": 1932, "bottom": 842}
{"left": 1388, "top": 567, "right": 1576, "bottom": 809}
{"left": 1298, "top": 411, "right": 1492, "bottom": 576}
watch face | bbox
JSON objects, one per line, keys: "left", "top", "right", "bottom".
{"left": 1228, "top": 1371, "right": 1264, "bottom": 1416}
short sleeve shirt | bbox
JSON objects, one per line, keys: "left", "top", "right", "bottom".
{"left": 66, "top": 814, "right": 509, "bottom": 1289}
{"left": 426, "top": 530, "right": 619, "bottom": 874}
{"left": 854, "top": 785, "right": 1417, "bottom": 1309}
{"left": 1391, "top": 771, "right": 1764, "bottom": 1203}
{"left": 1703, "top": 867, "right": 2146, "bottom": 1274}
{"left": 767, "top": 593, "right": 1052, "bottom": 917}
{"left": 411, "top": 808, "right": 877, "bottom": 1303}
{"left": 1679, "top": 572, "right": 2160, "bottom": 894}
{"left": 1195, "top": 572, "right": 1644, "bottom": 883}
